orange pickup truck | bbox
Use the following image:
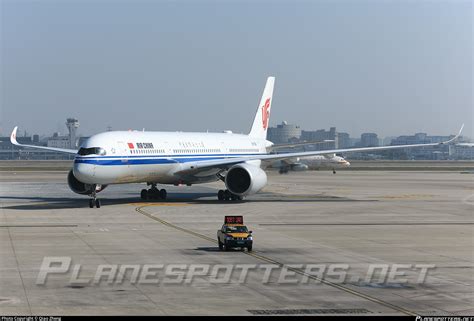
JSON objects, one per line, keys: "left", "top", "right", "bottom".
{"left": 217, "top": 216, "right": 253, "bottom": 251}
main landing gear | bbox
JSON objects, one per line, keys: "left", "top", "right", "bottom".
{"left": 88, "top": 189, "right": 101, "bottom": 208}
{"left": 141, "top": 183, "right": 167, "bottom": 200}
{"left": 217, "top": 189, "right": 243, "bottom": 201}
{"left": 279, "top": 167, "right": 290, "bottom": 174}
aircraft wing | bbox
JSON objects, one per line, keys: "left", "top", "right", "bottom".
{"left": 176, "top": 124, "right": 464, "bottom": 174}
{"left": 269, "top": 140, "right": 335, "bottom": 150}
{"left": 10, "top": 126, "right": 78, "bottom": 155}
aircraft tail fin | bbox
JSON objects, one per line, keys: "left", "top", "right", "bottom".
{"left": 248, "top": 77, "right": 275, "bottom": 139}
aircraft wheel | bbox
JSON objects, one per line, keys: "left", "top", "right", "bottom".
{"left": 95, "top": 199, "right": 101, "bottom": 208}
{"left": 159, "top": 189, "right": 167, "bottom": 200}
{"left": 224, "top": 190, "right": 231, "bottom": 201}
{"left": 147, "top": 189, "right": 158, "bottom": 200}
{"left": 231, "top": 194, "right": 241, "bottom": 201}
{"left": 141, "top": 189, "right": 148, "bottom": 200}
{"left": 217, "top": 190, "right": 225, "bottom": 201}
{"left": 89, "top": 199, "right": 94, "bottom": 208}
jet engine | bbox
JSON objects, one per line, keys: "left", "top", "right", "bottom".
{"left": 225, "top": 163, "right": 267, "bottom": 196}
{"left": 67, "top": 170, "right": 107, "bottom": 195}
{"left": 290, "top": 163, "right": 309, "bottom": 171}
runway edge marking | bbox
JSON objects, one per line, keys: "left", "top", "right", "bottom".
{"left": 136, "top": 204, "right": 417, "bottom": 316}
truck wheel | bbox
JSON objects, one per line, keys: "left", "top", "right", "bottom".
{"left": 218, "top": 240, "right": 223, "bottom": 250}
{"left": 247, "top": 246, "right": 252, "bottom": 252}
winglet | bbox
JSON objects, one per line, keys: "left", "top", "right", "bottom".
{"left": 10, "top": 126, "right": 19, "bottom": 145}
{"left": 8, "top": 125, "right": 78, "bottom": 154}
{"left": 440, "top": 124, "right": 464, "bottom": 145}
{"left": 457, "top": 123, "right": 465, "bottom": 138}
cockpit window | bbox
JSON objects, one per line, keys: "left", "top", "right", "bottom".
{"left": 78, "top": 147, "right": 106, "bottom": 156}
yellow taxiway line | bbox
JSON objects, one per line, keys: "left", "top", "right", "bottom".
{"left": 135, "top": 204, "right": 417, "bottom": 316}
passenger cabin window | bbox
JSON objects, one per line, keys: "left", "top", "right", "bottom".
{"left": 78, "top": 147, "right": 106, "bottom": 156}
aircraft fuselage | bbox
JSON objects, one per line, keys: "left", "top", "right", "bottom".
{"left": 73, "top": 130, "right": 269, "bottom": 185}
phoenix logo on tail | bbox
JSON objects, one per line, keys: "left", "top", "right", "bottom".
{"left": 262, "top": 98, "right": 271, "bottom": 129}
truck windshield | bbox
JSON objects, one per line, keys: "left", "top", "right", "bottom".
{"left": 225, "top": 226, "right": 248, "bottom": 233}
{"left": 78, "top": 147, "right": 106, "bottom": 156}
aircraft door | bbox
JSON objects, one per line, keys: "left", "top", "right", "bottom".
{"left": 117, "top": 142, "right": 129, "bottom": 165}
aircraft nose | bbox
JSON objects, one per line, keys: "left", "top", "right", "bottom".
{"left": 337, "top": 159, "right": 350, "bottom": 166}
{"left": 73, "top": 161, "right": 96, "bottom": 184}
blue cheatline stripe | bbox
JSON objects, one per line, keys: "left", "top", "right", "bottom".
{"left": 74, "top": 153, "right": 263, "bottom": 160}
{"left": 73, "top": 154, "right": 265, "bottom": 166}
{"left": 75, "top": 158, "right": 178, "bottom": 165}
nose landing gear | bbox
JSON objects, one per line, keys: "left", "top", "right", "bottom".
{"left": 88, "top": 188, "right": 101, "bottom": 208}
{"left": 89, "top": 198, "right": 101, "bottom": 208}
{"left": 141, "top": 183, "right": 167, "bottom": 200}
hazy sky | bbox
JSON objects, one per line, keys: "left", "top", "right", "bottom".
{"left": 1, "top": 0, "right": 472, "bottom": 139}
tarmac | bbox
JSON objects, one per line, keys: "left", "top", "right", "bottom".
{"left": 0, "top": 166, "right": 473, "bottom": 315}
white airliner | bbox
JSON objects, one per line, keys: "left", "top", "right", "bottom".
{"left": 10, "top": 77, "right": 463, "bottom": 208}
{"left": 266, "top": 139, "right": 349, "bottom": 173}
{"left": 268, "top": 154, "right": 350, "bottom": 174}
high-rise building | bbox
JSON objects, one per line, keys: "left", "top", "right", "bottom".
{"left": 360, "top": 133, "right": 379, "bottom": 147}
{"left": 300, "top": 127, "right": 337, "bottom": 150}
{"left": 390, "top": 133, "right": 453, "bottom": 160}
{"left": 337, "top": 132, "right": 351, "bottom": 148}
{"left": 267, "top": 121, "right": 302, "bottom": 144}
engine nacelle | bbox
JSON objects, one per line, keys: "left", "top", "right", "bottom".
{"left": 225, "top": 163, "right": 267, "bottom": 196}
{"left": 290, "top": 163, "right": 309, "bottom": 171}
{"left": 67, "top": 170, "right": 107, "bottom": 195}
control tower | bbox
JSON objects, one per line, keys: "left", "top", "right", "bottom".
{"left": 66, "top": 118, "right": 79, "bottom": 149}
